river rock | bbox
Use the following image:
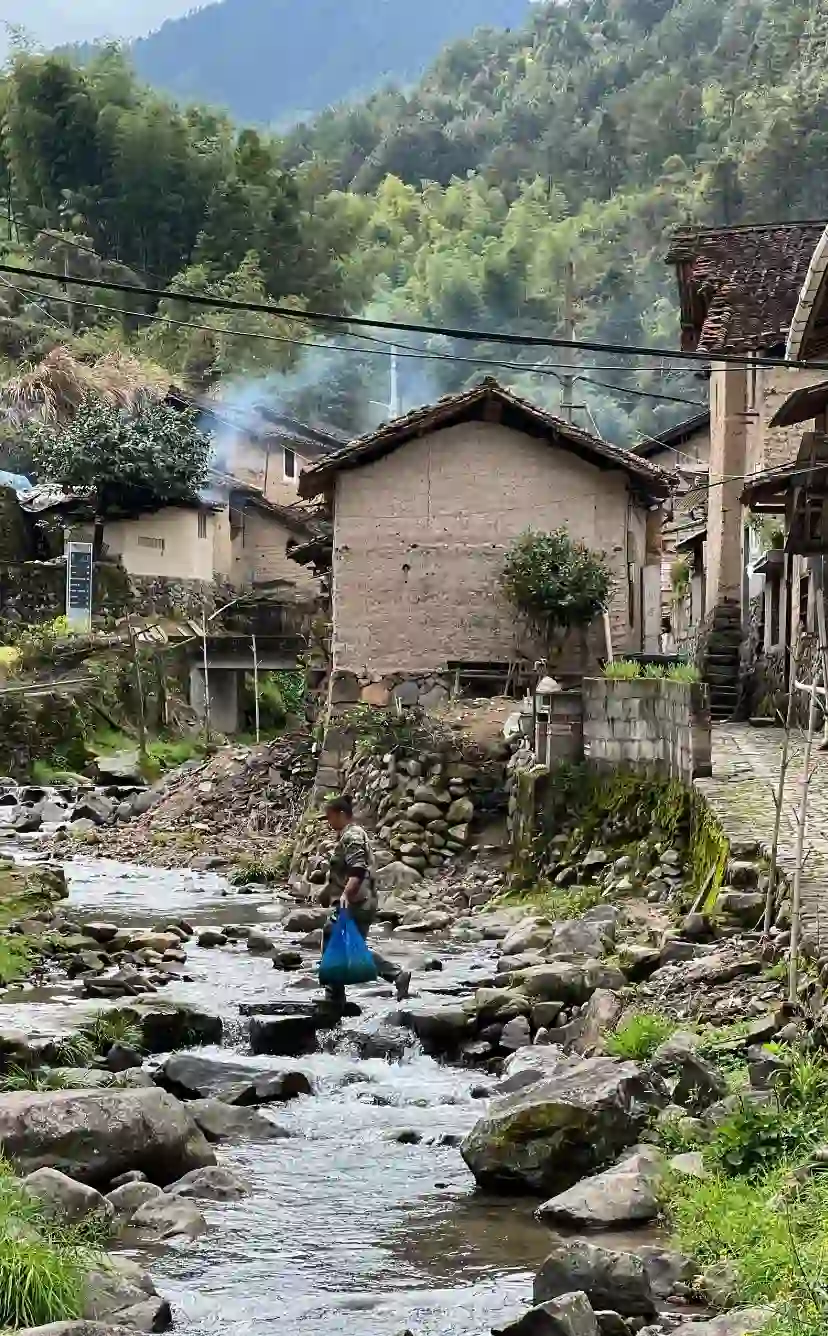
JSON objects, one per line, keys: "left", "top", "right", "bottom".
{"left": 188, "top": 1099, "right": 290, "bottom": 1143}
{"left": 129, "top": 1195, "right": 207, "bottom": 1240}
{"left": 156, "top": 1053, "right": 260, "bottom": 1099}
{"left": 493, "top": 1291, "right": 600, "bottom": 1335}
{"left": 249, "top": 1013, "right": 318, "bottom": 1056}
{"left": 247, "top": 928, "right": 276, "bottom": 954}
{"left": 396, "top": 1003, "right": 473, "bottom": 1055}
{"left": 536, "top": 1148, "right": 664, "bottom": 1228}
{"left": 197, "top": 929, "right": 227, "bottom": 948}
{"left": 94, "top": 753, "right": 144, "bottom": 785}
{"left": 343, "top": 1020, "right": 414, "bottom": 1061}
{"left": 671, "top": 1311, "right": 773, "bottom": 1335}
{"left": 23, "top": 1167, "right": 113, "bottom": 1226}
{"left": 461, "top": 1055, "right": 667, "bottom": 1194}
{"left": 510, "top": 963, "right": 598, "bottom": 1005}
{"left": 648, "top": 1033, "right": 727, "bottom": 1113}
{"left": 567, "top": 990, "right": 625, "bottom": 1055}
{"left": 119, "top": 1001, "right": 222, "bottom": 1052}
{"left": 83, "top": 923, "right": 119, "bottom": 944}
{"left": 534, "top": 1242, "right": 657, "bottom": 1318}
{"left": 106, "top": 1181, "right": 165, "bottom": 1220}
{"left": 82, "top": 1255, "right": 168, "bottom": 1328}
{"left": 375, "top": 862, "right": 423, "bottom": 895}
{"left": 283, "top": 908, "right": 329, "bottom": 933}
{"left": 0, "top": 1087, "right": 215, "bottom": 1186}
{"left": 15, "top": 1326, "right": 139, "bottom": 1335}
{"left": 167, "top": 1165, "right": 249, "bottom": 1201}
{"left": 73, "top": 796, "right": 114, "bottom": 826}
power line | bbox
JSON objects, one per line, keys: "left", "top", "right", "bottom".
{"left": 6, "top": 285, "right": 707, "bottom": 409}
{"left": 2, "top": 259, "right": 826, "bottom": 373}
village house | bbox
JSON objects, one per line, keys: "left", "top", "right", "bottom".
{"left": 665, "top": 221, "right": 828, "bottom": 715}
{"left": 632, "top": 414, "right": 710, "bottom": 651}
{"left": 297, "top": 379, "right": 671, "bottom": 706}
{"left": 737, "top": 221, "right": 828, "bottom": 712}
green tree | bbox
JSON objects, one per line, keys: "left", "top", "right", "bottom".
{"left": 500, "top": 528, "right": 613, "bottom": 656}
{"left": 28, "top": 397, "right": 211, "bottom": 517}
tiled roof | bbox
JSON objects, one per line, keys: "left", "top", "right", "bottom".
{"left": 666, "top": 222, "right": 828, "bottom": 354}
{"left": 298, "top": 378, "right": 672, "bottom": 500}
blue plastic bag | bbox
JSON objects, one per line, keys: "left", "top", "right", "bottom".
{"left": 318, "top": 910, "right": 378, "bottom": 987}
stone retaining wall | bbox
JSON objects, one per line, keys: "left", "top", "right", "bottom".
{"left": 583, "top": 678, "right": 712, "bottom": 783}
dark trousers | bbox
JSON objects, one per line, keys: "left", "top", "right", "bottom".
{"left": 322, "top": 906, "right": 401, "bottom": 999}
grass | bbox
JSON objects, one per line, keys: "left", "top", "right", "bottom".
{"left": 606, "top": 1010, "right": 677, "bottom": 1060}
{"left": 0, "top": 1066, "right": 71, "bottom": 1093}
{"left": 51, "top": 1011, "right": 143, "bottom": 1068}
{"left": 144, "top": 735, "right": 206, "bottom": 776}
{"left": 0, "top": 1156, "right": 97, "bottom": 1328}
{"left": 30, "top": 760, "right": 86, "bottom": 785}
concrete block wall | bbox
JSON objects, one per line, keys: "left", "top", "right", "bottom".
{"left": 582, "top": 678, "right": 712, "bottom": 783}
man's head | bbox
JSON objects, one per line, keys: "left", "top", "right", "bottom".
{"left": 325, "top": 794, "right": 353, "bottom": 832}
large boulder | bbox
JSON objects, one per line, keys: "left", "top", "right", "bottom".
{"left": 0, "top": 1088, "right": 215, "bottom": 1187}
{"left": 82, "top": 1255, "right": 169, "bottom": 1329}
{"left": 534, "top": 1242, "right": 657, "bottom": 1318}
{"left": 23, "top": 1167, "right": 113, "bottom": 1227}
{"left": 118, "top": 1002, "right": 222, "bottom": 1052}
{"left": 129, "top": 1195, "right": 207, "bottom": 1241}
{"left": 493, "top": 1291, "right": 599, "bottom": 1336}
{"left": 167, "top": 1165, "right": 249, "bottom": 1202}
{"left": 155, "top": 1053, "right": 311, "bottom": 1103}
{"left": 536, "top": 1148, "right": 664, "bottom": 1229}
{"left": 106, "top": 1181, "right": 165, "bottom": 1222}
{"left": 248, "top": 1013, "right": 318, "bottom": 1056}
{"left": 396, "top": 1003, "right": 474, "bottom": 1055}
{"left": 461, "top": 1054, "right": 667, "bottom": 1194}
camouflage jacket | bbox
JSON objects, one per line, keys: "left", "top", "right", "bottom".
{"left": 328, "top": 822, "right": 375, "bottom": 906}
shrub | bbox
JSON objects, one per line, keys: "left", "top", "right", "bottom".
{"left": 228, "top": 843, "right": 294, "bottom": 885}
{"left": 0, "top": 1158, "right": 92, "bottom": 1328}
{"left": 706, "top": 1056, "right": 828, "bottom": 1177}
{"left": 606, "top": 1011, "right": 676, "bottom": 1060}
{"left": 603, "top": 659, "right": 642, "bottom": 680}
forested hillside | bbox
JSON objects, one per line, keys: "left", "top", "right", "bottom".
{"left": 2, "top": 0, "right": 828, "bottom": 451}
{"left": 132, "top": 0, "right": 532, "bottom": 126}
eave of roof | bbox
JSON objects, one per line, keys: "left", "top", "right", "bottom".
{"left": 769, "top": 379, "right": 828, "bottom": 428}
{"left": 298, "top": 378, "right": 672, "bottom": 501}
{"left": 666, "top": 221, "right": 828, "bottom": 355}
{"left": 632, "top": 412, "right": 710, "bottom": 457}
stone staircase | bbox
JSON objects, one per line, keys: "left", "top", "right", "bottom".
{"left": 702, "top": 600, "right": 743, "bottom": 722}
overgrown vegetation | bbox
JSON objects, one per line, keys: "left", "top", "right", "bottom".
{"left": 660, "top": 1054, "right": 828, "bottom": 1332}
{"left": 228, "top": 844, "right": 294, "bottom": 885}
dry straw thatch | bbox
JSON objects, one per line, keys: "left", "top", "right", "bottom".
{"left": 0, "top": 347, "right": 174, "bottom": 426}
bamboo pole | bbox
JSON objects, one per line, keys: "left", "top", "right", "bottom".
{"left": 252, "top": 634, "right": 260, "bottom": 745}
{"left": 201, "top": 606, "right": 212, "bottom": 744}
{"left": 765, "top": 629, "right": 799, "bottom": 934}
{"left": 789, "top": 663, "right": 823, "bottom": 1005}
{"left": 126, "top": 613, "right": 147, "bottom": 764}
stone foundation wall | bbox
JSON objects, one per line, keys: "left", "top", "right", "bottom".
{"left": 582, "top": 678, "right": 712, "bottom": 783}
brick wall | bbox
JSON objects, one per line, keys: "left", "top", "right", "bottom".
{"left": 582, "top": 677, "right": 712, "bottom": 783}
{"left": 331, "top": 421, "right": 654, "bottom": 678}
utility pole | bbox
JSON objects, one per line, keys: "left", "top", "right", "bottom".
{"left": 252, "top": 634, "right": 261, "bottom": 745}
{"left": 390, "top": 345, "right": 400, "bottom": 418}
{"left": 560, "top": 261, "right": 575, "bottom": 423}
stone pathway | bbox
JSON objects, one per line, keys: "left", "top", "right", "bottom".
{"left": 697, "top": 723, "right": 828, "bottom": 947}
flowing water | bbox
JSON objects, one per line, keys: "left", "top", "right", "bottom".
{"left": 0, "top": 854, "right": 559, "bottom": 1334}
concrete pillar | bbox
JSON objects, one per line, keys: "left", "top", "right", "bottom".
{"left": 189, "top": 666, "right": 240, "bottom": 735}
{"left": 706, "top": 363, "right": 747, "bottom": 615}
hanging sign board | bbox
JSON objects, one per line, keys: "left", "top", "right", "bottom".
{"left": 66, "top": 542, "right": 94, "bottom": 632}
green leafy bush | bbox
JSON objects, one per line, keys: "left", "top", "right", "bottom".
{"left": 606, "top": 1011, "right": 676, "bottom": 1060}
{"left": 501, "top": 528, "right": 612, "bottom": 647}
{"left": 229, "top": 843, "right": 294, "bottom": 885}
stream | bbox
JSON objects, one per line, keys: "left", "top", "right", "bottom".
{"left": 0, "top": 853, "right": 562, "bottom": 1335}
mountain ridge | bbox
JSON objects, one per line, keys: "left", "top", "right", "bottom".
{"left": 131, "top": 0, "right": 533, "bottom": 125}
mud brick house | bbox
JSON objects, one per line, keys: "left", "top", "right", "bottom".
{"left": 666, "top": 221, "right": 828, "bottom": 717}
{"left": 297, "top": 379, "right": 670, "bottom": 705}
